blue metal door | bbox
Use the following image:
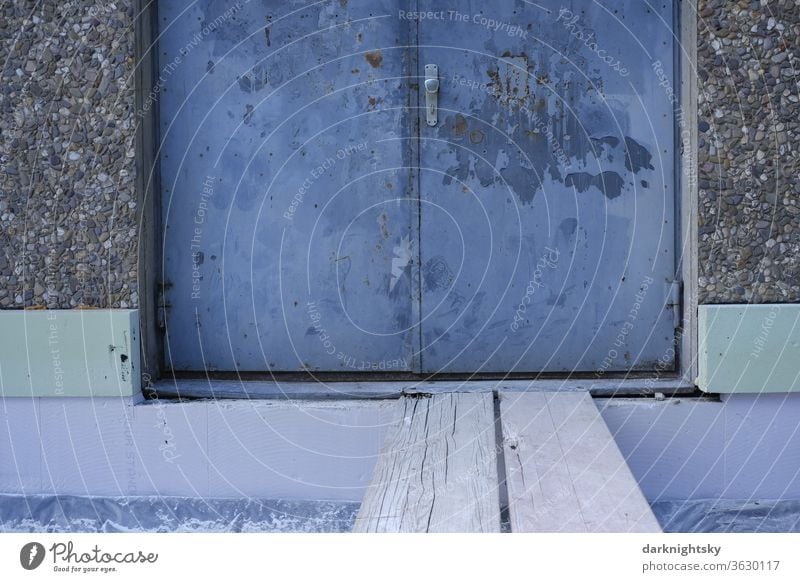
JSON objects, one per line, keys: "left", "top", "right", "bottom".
{"left": 159, "top": 1, "right": 678, "bottom": 374}
{"left": 417, "top": 0, "right": 677, "bottom": 373}
{"left": 159, "top": 0, "right": 419, "bottom": 372}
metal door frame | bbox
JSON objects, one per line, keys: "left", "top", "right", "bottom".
{"left": 135, "top": 0, "right": 697, "bottom": 390}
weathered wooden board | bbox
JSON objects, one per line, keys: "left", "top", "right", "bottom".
{"left": 500, "top": 391, "right": 661, "bottom": 532}
{"left": 353, "top": 393, "right": 500, "bottom": 532}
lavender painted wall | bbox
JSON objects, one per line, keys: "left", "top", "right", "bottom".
{"left": 2, "top": 394, "right": 799, "bottom": 502}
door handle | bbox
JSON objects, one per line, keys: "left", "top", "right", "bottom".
{"left": 424, "top": 64, "right": 438, "bottom": 126}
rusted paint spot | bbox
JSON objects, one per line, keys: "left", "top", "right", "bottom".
{"left": 487, "top": 67, "right": 499, "bottom": 88}
{"left": 364, "top": 50, "right": 383, "bottom": 68}
{"left": 453, "top": 114, "right": 468, "bottom": 135}
{"left": 469, "top": 130, "right": 485, "bottom": 144}
{"left": 368, "top": 96, "right": 376, "bottom": 107}
{"left": 378, "top": 212, "right": 389, "bottom": 239}
{"left": 489, "top": 55, "right": 529, "bottom": 106}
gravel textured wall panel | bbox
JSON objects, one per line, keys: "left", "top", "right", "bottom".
{"left": 0, "top": 1, "right": 137, "bottom": 309}
{"left": 697, "top": 0, "right": 800, "bottom": 303}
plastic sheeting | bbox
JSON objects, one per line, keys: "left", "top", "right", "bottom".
{"left": 2, "top": 495, "right": 799, "bottom": 532}
{"left": 651, "top": 500, "right": 800, "bottom": 533}
{"left": 0, "top": 495, "right": 358, "bottom": 533}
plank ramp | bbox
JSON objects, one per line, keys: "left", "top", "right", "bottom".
{"left": 353, "top": 393, "right": 500, "bottom": 532}
{"left": 500, "top": 391, "right": 661, "bottom": 532}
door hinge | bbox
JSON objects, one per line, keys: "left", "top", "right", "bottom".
{"left": 666, "top": 280, "right": 682, "bottom": 330}
{"left": 156, "top": 281, "right": 172, "bottom": 330}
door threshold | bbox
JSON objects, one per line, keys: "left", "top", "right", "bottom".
{"left": 150, "top": 376, "right": 697, "bottom": 400}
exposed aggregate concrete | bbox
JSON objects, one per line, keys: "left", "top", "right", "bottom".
{"left": 698, "top": 0, "right": 800, "bottom": 302}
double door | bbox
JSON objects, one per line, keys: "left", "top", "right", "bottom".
{"left": 159, "top": 0, "right": 678, "bottom": 374}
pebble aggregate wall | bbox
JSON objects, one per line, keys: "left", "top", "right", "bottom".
{"left": 0, "top": 1, "right": 137, "bottom": 309}
{"left": 697, "top": 0, "right": 800, "bottom": 303}
{"left": 0, "top": 2, "right": 798, "bottom": 311}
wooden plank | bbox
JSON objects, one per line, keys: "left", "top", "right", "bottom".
{"left": 353, "top": 393, "right": 500, "bottom": 532}
{"left": 500, "top": 392, "right": 661, "bottom": 532}
{"left": 500, "top": 392, "right": 586, "bottom": 532}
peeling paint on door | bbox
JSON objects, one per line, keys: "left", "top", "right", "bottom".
{"left": 565, "top": 171, "right": 626, "bottom": 199}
